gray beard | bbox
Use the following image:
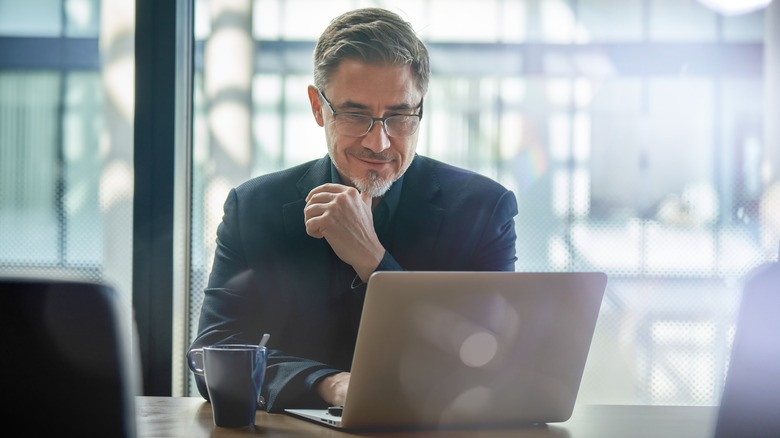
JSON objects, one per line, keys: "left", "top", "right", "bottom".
{"left": 353, "top": 170, "right": 393, "bottom": 198}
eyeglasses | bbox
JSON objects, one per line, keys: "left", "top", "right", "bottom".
{"left": 318, "top": 89, "right": 423, "bottom": 138}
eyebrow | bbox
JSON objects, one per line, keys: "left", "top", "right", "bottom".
{"left": 336, "top": 99, "right": 417, "bottom": 113}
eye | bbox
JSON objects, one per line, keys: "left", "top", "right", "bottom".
{"left": 389, "top": 115, "right": 416, "bottom": 125}
{"left": 340, "top": 113, "right": 369, "bottom": 122}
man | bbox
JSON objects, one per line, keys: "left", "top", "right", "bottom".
{"left": 190, "top": 7, "right": 518, "bottom": 413}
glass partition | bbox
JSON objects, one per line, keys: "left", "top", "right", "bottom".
{"left": 187, "top": 0, "right": 778, "bottom": 405}
{"left": 0, "top": 0, "right": 135, "bottom": 311}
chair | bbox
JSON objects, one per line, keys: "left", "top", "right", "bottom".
{"left": 714, "top": 259, "right": 780, "bottom": 438}
{"left": 0, "top": 275, "right": 140, "bottom": 437}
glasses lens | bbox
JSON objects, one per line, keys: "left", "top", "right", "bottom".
{"left": 386, "top": 115, "right": 420, "bottom": 138}
{"left": 332, "top": 113, "right": 420, "bottom": 138}
{"left": 335, "top": 113, "right": 372, "bottom": 137}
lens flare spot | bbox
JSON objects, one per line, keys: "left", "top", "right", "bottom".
{"left": 459, "top": 332, "right": 498, "bottom": 367}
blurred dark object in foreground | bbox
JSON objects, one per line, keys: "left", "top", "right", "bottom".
{"left": 0, "top": 276, "right": 140, "bottom": 437}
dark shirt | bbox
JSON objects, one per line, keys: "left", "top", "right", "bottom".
{"left": 322, "top": 164, "right": 403, "bottom": 370}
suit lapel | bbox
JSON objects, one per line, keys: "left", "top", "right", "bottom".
{"left": 282, "top": 157, "right": 333, "bottom": 282}
{"left": 392, "top": 156, "right": 444, "bottom": 267}
{"left": 282, "top": 156, "right": 331, "bottom": 240}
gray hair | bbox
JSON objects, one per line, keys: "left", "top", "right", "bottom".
{"left": 312, "top": 8, "right": 430, "bottom": 96}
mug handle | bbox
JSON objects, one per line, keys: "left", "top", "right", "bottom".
{"left": 187, "top": 348, "right": 205, "bottom": 375}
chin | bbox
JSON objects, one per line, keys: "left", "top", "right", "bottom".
{"left": 353, "top": 171, "right": 394, "bottom": 198}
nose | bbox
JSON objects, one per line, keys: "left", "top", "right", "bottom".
{"left": 361, "top": 120, "right": 391, "bottom": 152}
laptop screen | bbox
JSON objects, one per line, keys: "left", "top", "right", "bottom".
{"left": 714, "top": 262, "right": 780, "bottom": 438}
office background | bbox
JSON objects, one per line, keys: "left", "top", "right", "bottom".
{"left": 1, "top": 0, "right": 779, "bottom": 406}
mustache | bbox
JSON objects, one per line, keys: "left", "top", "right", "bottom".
{"left": 355, "top": 150, "right": 393, "bottom": 161}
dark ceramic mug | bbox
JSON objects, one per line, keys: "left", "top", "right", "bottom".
{"left": 187, "top": 344, "right": 267, "bottom": 428}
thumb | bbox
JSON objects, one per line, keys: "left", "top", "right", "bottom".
{"left": 360, "top": 190, "right": 373, "bottom": 207}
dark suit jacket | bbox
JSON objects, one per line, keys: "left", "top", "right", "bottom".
{"left": 191, "top": 154, "right": 518, "bottom": 412}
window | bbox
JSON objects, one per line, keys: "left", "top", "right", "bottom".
{"left": 0, "top": 0, "right": 134, "bottom": 310}
{"left": 187, "top": 0, "right": 778, "bottom": 405}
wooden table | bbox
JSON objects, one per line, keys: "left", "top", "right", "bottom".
{"left": 135, "top": 396, "right": 718, "bottom": 437}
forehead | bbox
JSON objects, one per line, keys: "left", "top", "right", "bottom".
{"left": 326, "top": 59, "right": 422, "bottom": 106}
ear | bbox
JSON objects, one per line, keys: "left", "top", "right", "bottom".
{"left": 307, "top": 85, "right": 325, "bottom": 127}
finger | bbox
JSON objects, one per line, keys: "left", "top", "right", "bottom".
{"left": 360, "top": 190, "right": 372, "bottom": 207}
{"left": 306, "top": 183, "right": 347, "bottom": 202}
{"left": 303, "top": 202, "right": 326, "bottom": 222}
{"left": 305, "top": 217, "right": 325, "bottom": 238}
{"left": 305, "top": 191, "right": 338, "bottom": 207}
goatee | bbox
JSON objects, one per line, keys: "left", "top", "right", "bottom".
{"left": 354, "top": 170, "right": 392, "bottom": 198}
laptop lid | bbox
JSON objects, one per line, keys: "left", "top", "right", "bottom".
{"left": 714, "top": 261, "right": 780, "bottom": 438}
{"left": 288, "top": 271, "right": 607, "bottom": 431}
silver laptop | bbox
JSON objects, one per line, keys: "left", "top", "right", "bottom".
{"left": 286, "top": 270, "right": 607, "bottom": 431}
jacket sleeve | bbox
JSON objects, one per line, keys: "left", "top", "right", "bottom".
{"left": 472, "top": 189, "right": 518, "bottom": 271}
{"left": 189, "top": 270, "right": 344, "bottom": 412}
{"left": 190, "top": 188, "right": 344, "bottom": 412}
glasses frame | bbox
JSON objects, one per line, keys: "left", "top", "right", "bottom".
{"left": 317, "top": 89, "right": 424, "bottom": 138}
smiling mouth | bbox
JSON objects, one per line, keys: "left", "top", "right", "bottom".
{"left": 361, "top": 157, "right": 391, "bottom": 165}
{"left": 360, "top": 153, "right": 391, "bottom": 161}
{"left": 353, "top": 151, "right": 393, "bottom": 165}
